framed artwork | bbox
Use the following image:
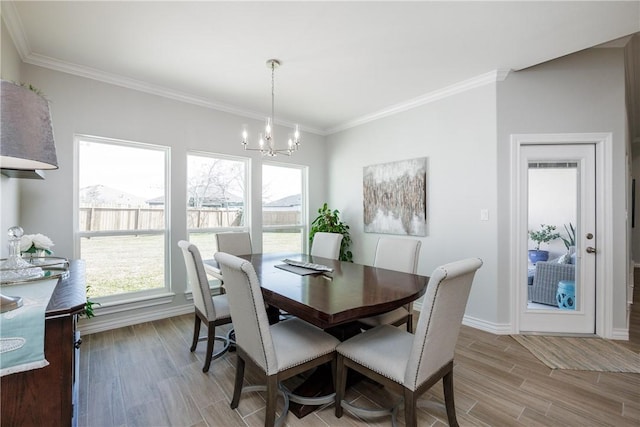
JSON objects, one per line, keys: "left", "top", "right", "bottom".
{"left": 363, "top": 157, "right": 427, "bottom": 236}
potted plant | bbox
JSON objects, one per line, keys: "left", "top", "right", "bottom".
{"left": 528, "top": 224, "right": 560, "bottom": 263}
{"left": 560, "top": 222, "right": 576, "bottom": 253}
{"left": 83, "top": 285, "right": 100, "bottom": 318}
{"left": 310, "top": 203, "right": 353, "bottom": 262}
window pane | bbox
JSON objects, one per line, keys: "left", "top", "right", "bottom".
{"left": 78, "top": 137, "right": 167, "bottom": 298}
{"left": 80, "top": 235, "right": 165, "bottom": 297}
{"left": 262, "top": 164, "right": 304, "bottom": 253}
{"left": 263, "top": 229, "right": 303, "bottom": 253}
{"left": 187, "top": 154, "right": 247, "bottom": 229}
{"left": 262, "top": 165, "right": 302, "bottom": 227}
{"left": 187, "top": 231, "right": 218, "bottom": 260}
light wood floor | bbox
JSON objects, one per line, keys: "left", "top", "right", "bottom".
{"left": 78, "top": 282, "right": 640, "bottom": 426}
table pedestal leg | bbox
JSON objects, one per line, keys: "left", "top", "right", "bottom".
{"left": 289, "top": 322, "right": 363, "bottom": 418}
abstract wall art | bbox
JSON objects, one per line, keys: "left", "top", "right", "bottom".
{"left": 363, "top": 157, "right": 427, "bottom": 236}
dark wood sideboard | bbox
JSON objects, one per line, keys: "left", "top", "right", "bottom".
{"left": 1, "top": 260, "right": 86, "bottom": 427}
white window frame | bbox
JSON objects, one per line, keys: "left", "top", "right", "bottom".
{"left": 185, "top": 151, "right": 250, "bottom": 294}
{"left": 262, "top": 161, "right": 308, "bottom": 253}
{"left": 74, "top": 134, "right": 171, "bottom": 306}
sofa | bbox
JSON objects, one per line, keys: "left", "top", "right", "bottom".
{"left": 529, "top": 257, "right": 575, "bottom": 306}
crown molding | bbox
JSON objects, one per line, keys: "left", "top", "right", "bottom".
{"left": 326, "top": 69, "right": 511, "bottom": 134}
{"left": 4, "top": 3, "right": 508, "bottom": 138}
{"left": 1, "top": 3, "right": 324, "bottom": 136}
{"left": 23, "top": 52, "right": 326, "bottom": 136}
{"left": 1, "top": 1, "right": 30, "bottom": 62}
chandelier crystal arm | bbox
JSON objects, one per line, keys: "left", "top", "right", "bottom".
{"left": 241, "top": 59, "right": 301, "bottom": 157}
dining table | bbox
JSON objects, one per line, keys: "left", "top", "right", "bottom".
{"left": 203, "top": 252, "right": 429, "bottom": 417}
{"left": 203, "top": 252, "right": 429, "bottom": 330}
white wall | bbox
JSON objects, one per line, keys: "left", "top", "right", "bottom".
{"left": 327, "top": 47, "right": 630, "bottom": 335}
{"left": 326, "top": 83, "right": 501, "bottom": 327}
{"left": 497, "top": 47, "right": 629, "bottom": 332}
{"left": 18, "top": 63, "right": 327, "bottom": 330}
{"left": 0, "top": 18, "right": 22, "bottom": 257}
{"left": 4, "top": 20, "right": 630, "bottom": 335}
{"left": 633, "top": 154, "right": 640, "bottom": 263}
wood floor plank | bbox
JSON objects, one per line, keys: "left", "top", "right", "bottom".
{"left": 87, "top": 377, "right": 127, "bottom": 427}
{"left": 454, "top": 351, "right": 525, "bottom": 389}
{"left": 200, "top": 399, "right": 247, "bottom": 427}
{"left": 156, "top": 374, "right": 204, "bottom": 426}
{"left": 622, "top": 399, "right": 640, "bottom": 421}
{"left": 81, "top": 274, "right": 640, "bottom": 427}
{"left": 519, "top": 374, "right": 626, "bottom": 424}
{"left": 125, "top": 398, "right": 170, "bottom": 427}
{"left": 154, "top": 317, "right": 201, "bottom": 369}
{"left": 467, "top": 400, "right": 527, "bottom": 426}
{"left": 456, "top": 364, "right": 553, "bottom": 416}
{"left": 180, "top": 362, "right": 231, "bottom": 410}
{"left": 517, "top": 407, "right": 564, "bottom": 427}
{"left": 88, "top": 346, "right": 119, "bottom": 385}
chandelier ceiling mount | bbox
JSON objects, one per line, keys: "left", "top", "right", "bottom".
{"left": 241, "top": 59, "right": 301, "bottom": 157}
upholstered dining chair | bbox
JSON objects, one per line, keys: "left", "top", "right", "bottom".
{"left": 310, "top": 231, "right": 344, "bottom": 260}
{"left": 215, "top": 231, "right": 253, "bottom": 255}
{"left": 359, "top": 237, "right": 422, "bottom": 332}
{"left": 334, "top": 257, "right": 482, "bottom": 427}
{"left": 178, "top": 240, "right": 233, "bottom": 373}
{"left": 215, "top": 252, "right": 340, "bottom": 427}
{"left": 207, "top": 231, "right": 254, "bottom": 282}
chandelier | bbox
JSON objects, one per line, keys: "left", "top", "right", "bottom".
{"left": 241, "top": 59, "right": 301, "bottom": 156}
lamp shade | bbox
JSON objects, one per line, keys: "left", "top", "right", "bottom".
{"left": 1, "top": 80, "right": 58, "bottom": 170}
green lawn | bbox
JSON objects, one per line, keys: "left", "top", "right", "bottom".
{"left": 83, "top": 231, "right": 303, "bottom": 298}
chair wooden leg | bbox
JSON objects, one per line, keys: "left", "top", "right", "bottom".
{"left": 403, "top": 388, "right": 417, "bottom": 427}
{"left": 330, "top": 358, "right": 337, "bottom": 390}
{"left": 443, "top": 369, "right": 459, "bottom": 427}
{"left": 231, "top": 355, "right": 245, "bottom": 409}
{"left": 334, "top": 353, "right": 347, "bottom": 418}
{"left": 190, "top": 313, "right": 201, "bottom": 352}
{"left": 406, "top": 312, "right": 414, "bottom": 333}
{"left": 265, "top": 375, "right": 278, "bottom": 427}
{"left": 202, "top": 322, "right": 215, "bottom": 373}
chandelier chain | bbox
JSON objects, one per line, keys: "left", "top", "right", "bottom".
{"left": 271, "top": 61, "right": 275, "bottom": 132}
{"left": 241, "top": 58, "right": 301, "bottom": 156}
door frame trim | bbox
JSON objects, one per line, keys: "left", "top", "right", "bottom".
{"left": 510, "top": 132, "right": 613, "bottom": 338}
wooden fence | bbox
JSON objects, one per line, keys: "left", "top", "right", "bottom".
{"left": 79, "top": 207, "right": 300, "bottom": 232}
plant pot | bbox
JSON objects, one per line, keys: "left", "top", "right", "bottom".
{"left": 528, "top": 249, "right": 549, "bottom": 264}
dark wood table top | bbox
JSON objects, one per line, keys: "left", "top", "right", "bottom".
{"left": 206, "top": 252, "right": 428, "bottom": 329}
{"left": 46, "top": 259, "right": 86, "bottom": 317}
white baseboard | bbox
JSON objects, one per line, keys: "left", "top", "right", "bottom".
{"left": 415, "top": 300, "right": 511, "bottom": 335}
{"left": 78, "top": 303, "right": 193, "bottom": 335}
{"left": 80, "top": 302, "right": 624, "bottom": 340}
{"left": 415, "top": 301, "right": 510, "bottom": 335}
{"left": 611, "top": 327, "right": 629, "bottom": 341}
{"left": 462, "top": 315, "right": 513, "bottom": 335}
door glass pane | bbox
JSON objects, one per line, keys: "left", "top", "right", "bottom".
{"left": 527, "top": 162, "right": 578, "bottom": 310}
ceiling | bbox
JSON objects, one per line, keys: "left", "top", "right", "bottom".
{"left": 2, "top": 1, "right": 639, "bottom": 135}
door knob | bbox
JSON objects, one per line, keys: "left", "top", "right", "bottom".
{"left": 586, "top": 246, "right": 596, "bottom": 254}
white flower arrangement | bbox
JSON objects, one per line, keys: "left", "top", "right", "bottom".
{"left": 20, "top": 233, "right": 54, "bottom": 255}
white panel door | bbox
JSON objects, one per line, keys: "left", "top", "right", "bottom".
{"left": 519, "top": 144, "right": 596, "bottom": 334}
